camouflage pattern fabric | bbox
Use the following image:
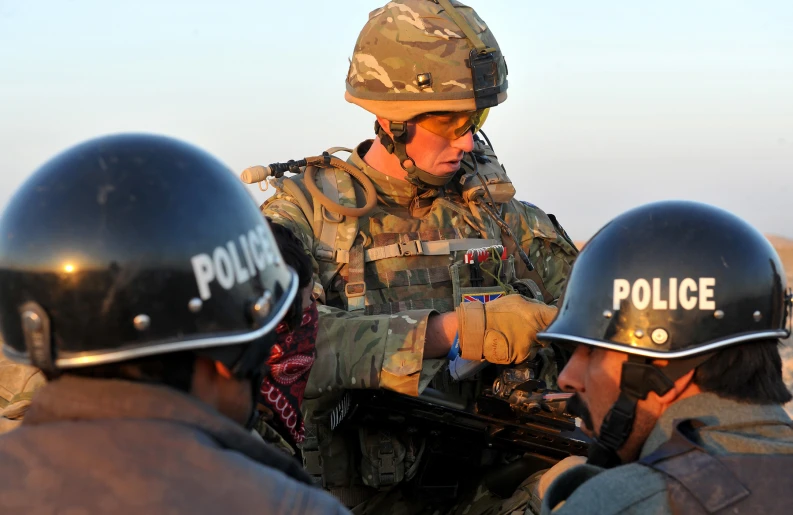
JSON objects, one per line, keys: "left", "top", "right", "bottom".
{"left": 260, "top": 138, "right": 576, "bottom": 514}
{"left": 347, "top": 0, "right": 499, "bottom": 99}
{"left": 344, "top": 0, "right": 508, "bottom": 121}
{"left": 262, "top": 140, "right": 576, "bottom": 400}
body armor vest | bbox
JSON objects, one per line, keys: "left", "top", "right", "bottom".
{"left": 268, "top": 140, "right": 565, "bottom": 504}
{"left": 272, "top": 139, "right": 559, "bottom": 317}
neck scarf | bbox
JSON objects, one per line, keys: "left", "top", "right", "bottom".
{"left": 259, "top": 303, "right": 318, "bottom": 444}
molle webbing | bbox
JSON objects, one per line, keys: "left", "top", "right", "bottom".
{"left": 340, "top": 231, "right": 500, "bottom": 312}
{"left": 499, "top": 227, "right": 554, "bottom": 304}
{"left": 335, "top": 237, "right": 499, "bottom": 265}
{"left": 363, "top": 298, "right": 457, "bottom": 316}
{"left": 363, "top": 266, "right": 452, "bottom": 290}
{"left": 344, "top": 240, "right": 366, "bottom": 312}
{"left": 371, "top": 228, "right": 466, "bottom": 247}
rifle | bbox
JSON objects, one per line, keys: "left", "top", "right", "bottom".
{"left": 333, "top": 357, "right": 590, "bottom": 502}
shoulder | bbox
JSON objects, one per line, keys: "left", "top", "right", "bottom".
{"left": 505, "top": 199, "right": 559, "bottom": 240}
{"left": 545, "top": 462, "right": 670, "bottom": 515}
{"left": 0, "top": 421, "right": 343, "bottom": 514}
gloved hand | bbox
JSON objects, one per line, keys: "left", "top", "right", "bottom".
{"left": 456, "top": 295, "right": 557, "bottom": 364}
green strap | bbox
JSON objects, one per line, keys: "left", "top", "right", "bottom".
{"left": 334, "top": 237, "right": 500, "bottom": 264}
{"left": 435, "top": 0, "right": 487, "bottom": 52}
{"left": 364, "top": 237, "right": 499, "bottom": 263}
{"left": 364, "top": 298, "right": 456, "bottom": 316}
{"left": 345, "top": 238, "right": 366, "bottom": 312}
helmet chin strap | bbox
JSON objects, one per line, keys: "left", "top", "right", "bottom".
{"left": 244, "top": 368, "right": 264, "bottom": 430}
{"left": 374, "top": 121, "right": 457, "bottom": 189}
{"left": 587, "top": 353, "right": 714, "bottom": 468}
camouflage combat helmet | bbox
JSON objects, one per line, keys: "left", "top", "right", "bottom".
{"left": 345, "top": 0, "right": 508, "bottom": 188}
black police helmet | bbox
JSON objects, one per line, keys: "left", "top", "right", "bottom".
{"left": 540, "top": 200, "right": 790, "bottom": 358}
{"left": 538, "top": 200, "right": 792, "bottom": 468}
{"left": 0, "top": 134, "right": 298, "bottom": 379}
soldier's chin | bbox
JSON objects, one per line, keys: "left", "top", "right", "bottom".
{"left": 433, "top": 161, "right": 462, "bottom": 175}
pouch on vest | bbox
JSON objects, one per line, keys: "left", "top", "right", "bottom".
{"left": 459, "top": 139, "right": 516, "bottom": 205}
{"left": 358, "top": 426, "right": 407, "bottom": 489}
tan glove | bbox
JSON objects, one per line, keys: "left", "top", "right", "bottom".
{"left": 456, "top": 295, "right": 558, "bottom": 364}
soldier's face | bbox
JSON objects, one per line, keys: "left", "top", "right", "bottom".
{"left": 558, "top": 345, "right": 663, "bottom": 462}
{"left": 405, "top": 122, "right": 475, "bottom": 176}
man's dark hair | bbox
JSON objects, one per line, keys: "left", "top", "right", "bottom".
{"left": 63, "top": 351, "right": 196, "bottom": 393}
{"left": 267, "top": 218, "right": 312, "bottom": 290}
{"left": 694, "top": 339, "right": 792, "bottom": 404}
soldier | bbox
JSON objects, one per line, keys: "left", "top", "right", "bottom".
{"left": 0, "top": 134, "right": 347, "bottom": 514}
{"left": 535, "top": 200, "right": 793, "bottom": 514}
{"left": 254, "top": 0, "right": 578, "bottom": 512}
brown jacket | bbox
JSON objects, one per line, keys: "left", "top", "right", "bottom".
{"left": 0, "top": 376, "right": 348, "bottom": 514}
{"left": 541, "top": 393, "right": 793, "bottom": 514}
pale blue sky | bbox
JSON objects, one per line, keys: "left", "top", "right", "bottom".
{"left": 1, "top": 0, "right": 791, "bottom": 240}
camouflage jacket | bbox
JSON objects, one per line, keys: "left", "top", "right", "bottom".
{"left": 261, "top": 140, "right": 577, "bottom": 400}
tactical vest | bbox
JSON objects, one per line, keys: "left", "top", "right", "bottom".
{"left": 270, "top": 140, "right": 560, "bottom": 318}
{"left": 639, "top": 418, "right": 793, "bottom": 514}
{"left": 267, "top": 140, "right": 566, "bottom": 506}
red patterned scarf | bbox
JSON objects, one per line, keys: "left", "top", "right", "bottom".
{"left": 259, "top": 303, "right": 318, "bottom": 444}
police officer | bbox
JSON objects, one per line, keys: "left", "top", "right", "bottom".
{"left": 0, "top": 134, "right": 347, "bottom": 514}
{"left": 250, "top": 0, "right": 578, "bottom": 512}
{"left": 534, "top": 200, "right": 793, "bottom": 514}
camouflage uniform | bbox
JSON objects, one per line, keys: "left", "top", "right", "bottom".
{"left": 257, "top": 1, "right": 578, "bottom": 513}
{"left": 263, "top": 140, "right": 576, "bottom": 513}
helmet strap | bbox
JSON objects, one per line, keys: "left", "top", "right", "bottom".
{"left": 374, "top": 120, "right": 458, "bottom": 189}
{"left": 587, "top": 353, "right": 714, "bottom": 468}
{"left": 244, "top": 368, "right": 264, "bottom": 430}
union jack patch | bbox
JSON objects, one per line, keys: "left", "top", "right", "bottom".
{"left": 463, "top": 292, "right": 504, "bottom": 303}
